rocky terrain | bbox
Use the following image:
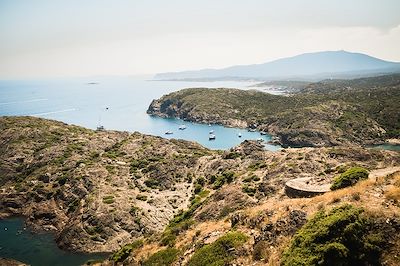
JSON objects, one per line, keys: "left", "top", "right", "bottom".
{"left": 1, "top": 116, "right": 400, "bottom": 265}
{"left": 147, "top": 74, "right": 400, "bottom": 148}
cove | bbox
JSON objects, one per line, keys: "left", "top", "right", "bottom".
{"left": 0, "top": 77, "right": 281, "bottom": 151}
{"left": 0, "top": 217, "right": 108, "bottom": 266}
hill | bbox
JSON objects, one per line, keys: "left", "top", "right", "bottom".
{"left": 0, "top": 116, "right": 399, "bottom": 265}
{"left": 148, "top": 74, "right": 400, "bottom": 147}
{"left": 154, "top": 51, "right": 400, "bottom": 81}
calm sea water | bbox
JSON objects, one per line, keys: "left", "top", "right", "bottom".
{"left": 0, "top": 218, "right": 107, "bottom": 266}
{"left": 0, "top": 77, "right": 280, "bottom": 150}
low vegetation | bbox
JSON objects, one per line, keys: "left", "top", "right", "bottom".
{"left": 110, "top": 239, "right": 143, "bottom": 263}
{"left": 142, "top": 248, "right": 180, "bottom": 266}
{"left": 187, "top": 231, "right": 248, "bottom": 266}
{"left": 331, "top": 167, "right": 369, "bottom": 190}
{"left": 148, "top": 74, "right": 400, "bottom": 146}
{"left": 281, "top": 204, "right": 383, "bottom": 266}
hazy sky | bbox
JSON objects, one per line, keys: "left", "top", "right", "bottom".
{"left": 1, "top": 0, "right": 400, "bottom": 79}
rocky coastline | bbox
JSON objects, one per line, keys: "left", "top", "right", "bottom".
{"left": 1, "top": 116, "right": 399, "bottom": 265}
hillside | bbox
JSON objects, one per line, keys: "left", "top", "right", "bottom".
{"left": 147, "top": 74, "right": 400, "bottom": 147}
{"left": 0, "top": 116, "right": 399, "bottom": 265}
{"left": 154, "top": 51, "right": 400, "bottom": 81}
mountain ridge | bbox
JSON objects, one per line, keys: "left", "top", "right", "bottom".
{"left": 154, "top": 50, "right": 400, "bottom": 81}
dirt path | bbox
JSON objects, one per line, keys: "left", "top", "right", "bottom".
{"left": 369, "top": 166, "right": 400, "bottom": 179}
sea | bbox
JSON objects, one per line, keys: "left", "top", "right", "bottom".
{"left": 0, "top": 76, "right": 281, "bottom": 266}
{"left": 0, "top": 76, "right": 281, "bottom": 150}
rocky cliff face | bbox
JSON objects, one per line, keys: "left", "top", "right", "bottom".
{"left": 147, "top": 87, "right": 389, "bottom": 147}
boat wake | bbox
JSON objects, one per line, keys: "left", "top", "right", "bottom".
{"left": 0, "top": 98, "right": 48, "bottom": 106}
{"left": 31, "top": 108, "right": 77, "bottom": 116}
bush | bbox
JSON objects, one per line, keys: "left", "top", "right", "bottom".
{"left": 224, "top": 151, "right": 241, "bottom": 159}
{"left": 142, "top": 248, "right": 179, "bottom": 266}
{"left": 110, "top": 240, "right": 143, "bottom": 262}
{"left": 187, "top": 231, "right": 248, "bottom": 266}
{"left": 102, "top": 195, "right": 114, "bottom": 204}
{"left": 331, "top": 167, "right": 369, "bottom": 190}
{"left": 136, "top": 194, "right": 148, "bottom": 201}
{"left": 144, "top": 178, "right": 160, "bottom": 189}
{"left": 242, "top": 185, "right": 256, "bottom": 196}
{"left": 281, "top": 204, "right": 383, "bottom": 266}
{"left": 160, "top": 193, "right": 208, "bottom": 246}
{"left": 194, "top": 184, "right": 202, "bottom": 194}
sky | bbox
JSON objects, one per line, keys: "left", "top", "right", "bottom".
{"left": 1, "top": 0, "right": 400, "bottom": 79}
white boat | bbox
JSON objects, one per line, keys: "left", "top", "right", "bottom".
{"left": 238, "top": 133, "right": 242, "bottom": 138}
{"left": 209, "top": 130, "right": 214, "bottom": 134}
{"left": 165, "top": 131, "right": 173, "bottom": 135}
{"left": 208, "top": 124, "right": 212, "bottom": 127}
{"left": 248, "top": 128, "right": 256, "bottom": 132}
{"left": 257, "top": 138, "right": 264, "bottom": 142}
{"left": 96, "top": 125, "right": 105, "bottom": 131}
{"left": 260, "top": 131, "right": 267, "bottom": 135}
{"left": 209, "top": 134, "right": 216, "bottom": 140}
{"left": 178, "top": 125, "right": 187, "bottom": 130}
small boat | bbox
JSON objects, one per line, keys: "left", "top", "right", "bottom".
{"left": 209, "top": 134, "right": 216, "bottom": 140}
{"left": 257, "top": 138, "right": 264, "bottom": 142}
{"left": 165, "top": 131, "right": 173, "bottom": 135}
{"left": 260, "top": 131, "right": 267, "bottom": 135}
{"left": 96, "top": 125, "right": 105, "bottom": 131}
{"left": 248, "top": 128, "right": 256, "bottom": 132}
{"left": 209, "top": 130, "right": 214, "bottom": 134}
{"left": 238, "top": 133, "right": 242, "bottom": 138}
{"left": 178, "top": 125, "right": 187, "bottom": 130}
{"left": 208, "top": 124, "right": 212, "bottom": 127}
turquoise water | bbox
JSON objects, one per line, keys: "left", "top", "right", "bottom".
{"left": 368, "top": 144, "right": 400, "bottom": 151}
{"left": 0, "top": 77, "right": 280, "bottom": 150}
{"left": 0, "top": 217, "right": 108, "bottom": 266}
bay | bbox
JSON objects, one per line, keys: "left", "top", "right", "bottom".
{"left": 0, "top": 217, "right": 107, "bottom": 266}
{"left": 0, "top": 77, "right": 280, "bottom": 150}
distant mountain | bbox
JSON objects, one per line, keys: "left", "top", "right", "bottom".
{"left": 154, "top": 51, "right": 400, "bottom": 81}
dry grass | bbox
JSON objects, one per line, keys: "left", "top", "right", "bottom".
{"left": 134, "top": 242, "right": 160, "bottom": 262}
{"left": 117, "top": 170, "right": 400, "bottom": 265}
{"left": 175, "top": 219, "right": 230, "bottom": 249}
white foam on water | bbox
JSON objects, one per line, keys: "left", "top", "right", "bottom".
{"left": 31, "top": 108, "right": 77, "bottom": 116}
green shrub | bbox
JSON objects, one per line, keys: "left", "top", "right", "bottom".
{"left": 110, "top": 239, "right": 143, "bottom": 263}
{"left": 130, "top": 159, "right": 149, "bottom": 173}
{"left": 144, "top": 178, "right": 160, "bottom": 189}
{"left": 211, "top": 171, "right": 235, "bottom": 189}
{"left": 224, "top": 151, "right": 241, "bottom": 159}
{"left": 248, "top": 161, "right": 267, "bottom": 171}
{"left": 142, "top": 248, "right": 179, "bottom": 266}
{"left": 188, "top": 231, "right": 248, "bottom": 266}
{"left": 160, "top": 193, "right": 207, "bottom": 246}
{"left": 213, "top": 175, "right": 226, "bottom": 189}
{"left": 281, "top": 204, "right": 383, "bottom": 266}
{"left": 242, "top": 185, "right": 256, "bottom": 196}
{"left": 194, "top": 184, "right": 202, "bottom": 194}
{"left": 136, "top": 194, "right": 148, "bottom": 201}
{"left": 331, "top": 167, "right": 369, "bottom": 190}
{"left": 196, "top": 176, "right": 206, "bottom": 186}
{"left": 102, "top": 195, "right": 115, "bottom": 204}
